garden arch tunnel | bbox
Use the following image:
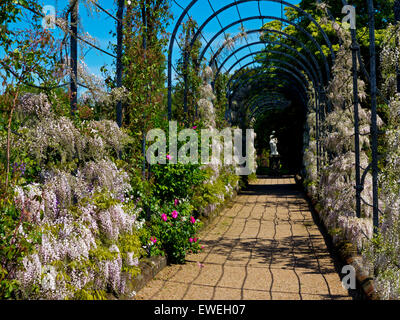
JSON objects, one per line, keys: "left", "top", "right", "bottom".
{"left": 167, "top": 0, "right": 332, "bottom": 179}
{"left": 226, "top": 64, "right": 318, "bottom": 173}
{"left": 165, "top": 0, "right": 380, "bottom": 231}
{"left": 167, "top": 0, "right": 338, "bottom": 116}
{"left": 212, "top": 37, "right": 324, "bottom": 88}
{"left": 224, "top": 73, "right": 309, "bottom": 122}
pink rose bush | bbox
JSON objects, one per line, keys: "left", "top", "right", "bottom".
{"left": 149, "top": 199, "right": 203, "bottom": 264}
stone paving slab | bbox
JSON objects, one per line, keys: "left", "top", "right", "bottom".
{"left": 135, "top": 177, "right": 352, "bottom": 300}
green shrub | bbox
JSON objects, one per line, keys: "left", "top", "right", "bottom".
{"left": 148, "top": 199, "right": 203, "bottom": 264}
{"left": 191, "top": 166, "right": 239, "bottom": 212}
{"left": 151, "top": 162, "right": 207, "bottom": 203}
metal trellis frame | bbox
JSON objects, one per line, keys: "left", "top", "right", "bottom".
{"left": 167, "top": 0, "right": 335, "bottom": 120}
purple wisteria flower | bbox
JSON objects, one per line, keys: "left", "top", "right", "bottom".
{"left": 12, "top": 162, "right": 26, "bottom": 175}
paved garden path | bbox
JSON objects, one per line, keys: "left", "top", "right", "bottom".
{"left": 136, "top": 177, "right": 352, "bottom": 300}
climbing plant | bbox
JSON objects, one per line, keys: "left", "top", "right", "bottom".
{"left": 172, "top": 18, "right": 202, "bottom": 124}
{"left": 121, "top": 0, "right": 171, "bottom": 153}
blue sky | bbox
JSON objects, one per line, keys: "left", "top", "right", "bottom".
{"left": 2, "top": 0, "right": 301, "bottom": 94}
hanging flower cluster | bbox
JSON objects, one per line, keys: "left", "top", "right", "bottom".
{"left": 363, "top": 34, "right": 400, "bottom": 297}
{"left": 380, "top": 24, "right": 400, "bottom": 98}
{"left": 302, "top": 12, "right": 400, "bottom": 300}
{"left": 215, "top": 26, "right": 249, "bottom": 64}
{"left": 15, "top": 93, "right": 53, "bottom": 120}
{"left": 302, "top": 25, "right": 376, "bottom": 252}
{"left": 7, "top": 94, "right": 131, "bottom": 166}
{"left": 8, "top": 94, "right": 141, "bottom": 299}
{"left": 197, "top": 66, "right": 216, "bottom": 128}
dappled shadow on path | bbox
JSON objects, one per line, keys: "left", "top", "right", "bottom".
{"left": 136, "top": 177, "right": 358, "bottom": 300}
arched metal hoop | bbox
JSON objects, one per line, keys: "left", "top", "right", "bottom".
{"left": 201, "top": 24, "right": 331, "bottom": 84}
{"left": 167, "top": 0, "right": 335, "bottom": 119}
{"left": 225, "top": 52, "right": 318, "bottom": 91}
{"left": 227, "top": 61, "right": 310, "bottom": 97}
{"left": 210, "top": 32, "right": 325, "bottom": 87}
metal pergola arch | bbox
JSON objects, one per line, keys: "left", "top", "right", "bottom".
{"left": 225, "top": 56, "right": 321, "bottom": 115}
{"left": 189, "top": 0, "right": 335, "bottom": 63}
{"left": 201, "top": 23, "right": 331, "bottom": 85}
{"left": 246, "top": 91, "right": 302, "bottom": 117}
{"left": 246, "top": 85, "right": 308, "bottom": 118}
{"left": 229, "top": 74, "right": 309, "bottom": 110}
{"left": 250, "top": 101, "right": 293, "bottom": 119}
{"left": 226, "top": 66, "right": 312, "bottom": 123}
{"left": 244, "top": 79, "right": 308, "bottom": 109}
{"left": 228, "top": 68, "right": 309, "bottom": 104}
{"left": 167, "top": 0, "right": 331, "bottom": 149}
{"left": 251, "top": 104, "right": 289, "bottom": 116}
{"left": 226, "top": 60, "right": 312, "bottom": 98}
{"left": 168, "top": 2, "right": 329, "bottom": 180}
{"left": 230, "top": 78, "right": 308, "bottom": 116}
{"left": 227, "top": 69, "right": 314, "bottom": 140}
{"left": 167, "top": 0, "right": 336, "bottom": 119}
{"left": 189, "top": 15, "right": 330, "bottom": 110}
{"left": 226, "top": 62, "right": 322, "bottom": 172}
{"left": 212, "top": 37, "right": 324, "bottom": 88}
{"left": 208, "top": 33, "right": 330, "bottom": 122}
{"left": 225, "top": 52, "right": 318, "bottom": 92}
{"left": 231, "top": 91, "right": 290, "bottom": 115}
{"left": 166, "top": 0, "right": 380, "bottom": 233}
{"left": 184, "top": 16, "right": 329, "bottom": 127}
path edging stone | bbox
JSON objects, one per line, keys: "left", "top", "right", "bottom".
{"left": 107, "top": 255, "right": 168, "bottom": 300}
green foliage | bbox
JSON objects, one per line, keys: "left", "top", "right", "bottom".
{"left": 137, "top": 224, "right": 163, "bottom": 257}
{"left": 151, "top": 163, "right": 207, "bottom": 203}
{"left": 213, "top": 74, "right": 229, "bottom": 128}
{"left": 0, "top": 195, "right": 40, "bottom": 299}
{"left": 191, "top": 166, "right": 239, "bottom": 210}
{"left": 247, "top": 172, "right": 257, "bottom": 183}
{"left": 172, "top": 18, "right": 203, "bottom": 123}
{"left": 72, "top": 288, "right": 107, "bottom": 300}
{"left": 118, "top": 233, "right": 143, "bottom": 277}
{"left": 118, "top": 0, "right": 171, "bottom": 154}
{"left": 148, "top": 200, "right": 203, "bottom": 264}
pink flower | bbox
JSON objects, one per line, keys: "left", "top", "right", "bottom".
{"left": 150, "top": 237, "right": 157, "bottom": 244}
{"left": 189, "top": 238, "right": 193, "bottom": 243}
{"left": 174, "top": 199, "right": 179, "bottom": 206}
{"left": 171, "top": 210, "right": 178, "bottom": 219}
{"left": 192, "top": 126, "right": 197, "bottom": 129}
{"left": 194, "top": 238, "right": 198, "bottom": 242}
{"left": 161, "top": 213, "right": 168, "bottom": 221}
{"left": 166, "top": 154, "right": 172, "bottom": 160}
{"left": 190, "top": 216, "right": 196, "bottom": 224}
